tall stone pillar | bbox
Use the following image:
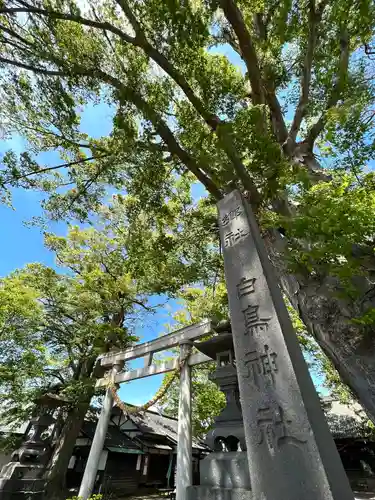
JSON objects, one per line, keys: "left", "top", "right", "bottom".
{"left": 217, "top": 190, "right": 354, "bottom": 500}
{"left": 78, "top": 362, "right": 122, "bottom": 500}
{"left": 176, "top": 342, "right": 193, "bottom": 500}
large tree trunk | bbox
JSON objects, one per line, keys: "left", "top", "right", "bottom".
{"left": 43, "top": 356, "right": 97, "bottom": 500}
{"left": 42, "top": 326, "right": 123, "bottom": 499}
{"left": 264, "top": 229, "right": 375, "bottom": 421}
{"left": 43, "top": 400, "right": 91, "bottom": 500}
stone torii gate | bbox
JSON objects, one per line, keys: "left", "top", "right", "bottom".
{"left": 78, "top": 320, "right": 215, "bottom": 500}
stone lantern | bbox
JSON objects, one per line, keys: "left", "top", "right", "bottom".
{"left": 187, "top": 326, "right": 252, "bottom": 500}
{"left": 195, "top": 329, "right": 246, "bottom": 453}
{"left": 0, "top": 412, "right": 55, "bottom": 500}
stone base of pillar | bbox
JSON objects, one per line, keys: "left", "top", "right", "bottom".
{"left": 187, "top": 486, "right": 252, "bottom": 500}
{"left": 187, "top": 452, "right": 252, "bottom": 500}
{"left": 0, "top": 477, "right": 45, "bottom": 500}
{"left": 200, "top": 452, "right": 250, "bottom": 490}
{"left": 0, "top": 461, "right": 47, "bottom": 500}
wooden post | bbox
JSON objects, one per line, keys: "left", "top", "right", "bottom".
{"left": 175, "top": 342, "right": 193, "bottom": 500}
{"left": 167, "top": 451, "right": 174, "bottom": 488}
{"left": 78, "top": 362, "right": 122, "bottom": 500}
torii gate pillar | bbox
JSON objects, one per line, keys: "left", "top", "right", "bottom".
{"left": 176, "top": 341, "right": 193, "bottom": 500}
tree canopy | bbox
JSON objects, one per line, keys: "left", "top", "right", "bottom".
{"left": 1, "top": 0, "right": 375, "bottom": 445}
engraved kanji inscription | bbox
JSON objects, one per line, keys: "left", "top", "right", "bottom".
{"left": 262, "top": 345, "right": 278, "bottom": 374}
{"left": 244, "top": 345, "right": 278, "bottom": 389}
{"left": 242, "top": 304, "right": 271, "bottom": 336}
{"left": 237, "top": 277, "right": 256, "bottom": 299}
{"left": 224, "top": 227, "right": 249, "bottom": 248}
{"left": 255, "top": 403, "right": 307, "bottom": 452}
{"left": 221, "top": 206, "right": 242, "bottom": 226}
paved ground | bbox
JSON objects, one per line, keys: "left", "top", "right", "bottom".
{"left": 107, "top": 493, "right": 170, "bottom": 500}
{"left": 119, "top": 492, "right": 375, "bottom": 500}
{"left": 113, "top": 495, "right": 164, "bottom": 500}
{"left": 122, "top": 494, "right": 375, "bottom": 500}
{"left": 98, "top": 489, "right": 375, "bottom": 500}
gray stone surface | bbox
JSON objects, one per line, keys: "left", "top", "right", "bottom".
{"left": 196, "top": 333, "right": 246, "bottom": 453}
{"left": 200, "top": 452, "right": 250, "bottom": 490}
{"left": 187, "top": 486, "right": 252, "bottom": 500}
{"left": 0, "top": 477, "right": 44, "bottom": 500}
{"left": 78, "top": 361, "right": 123, "bottom": 500}
{"left": 176, "top": 342, "right": 193, "bottom": 500}
{"left": 217, "top": 190, "right": 354, "bottom": 500}
{"left": 0, "top": 413, "right": 54, "bottom": 500}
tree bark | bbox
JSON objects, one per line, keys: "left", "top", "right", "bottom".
{"left": 43, "top": 399, "right": 92, "bottom": 500}
{"left": 264, "top": 229, "right": 375, "bottom": 421}
{"left": 43, "top": 355, "right": 97, "bottom": 500}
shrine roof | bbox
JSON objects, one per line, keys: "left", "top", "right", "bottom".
{"left": 112, "top": 404, "right": 208, "bottom": 451}
{"left": 81, "top": 420, "right": 141, "bottom": 451}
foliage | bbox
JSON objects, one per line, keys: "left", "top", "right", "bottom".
{"left": 0, "top": 2, "right": 373, "bottom": 297}
{"left": 262, "top": 173, "right": 375, "bottom": 292}
{"left": 319, "top": 354, "right": 353, "bottom": 403}
{"left": 0, "top": 183, "right": 222, "bottom": 426}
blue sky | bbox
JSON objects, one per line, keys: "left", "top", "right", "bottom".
{"left": 0, "top": 42, "right": 330, "bottom": 408}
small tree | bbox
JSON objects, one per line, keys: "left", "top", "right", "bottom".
{"left": 0, "top": 185, "right": 220, "bottom": 499}
{"left": 1, "top": 254, "right": 140, "bottom": 498}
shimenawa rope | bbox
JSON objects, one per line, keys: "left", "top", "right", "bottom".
{"left": 104, "top": 354, "right": 188, "bottom": 416}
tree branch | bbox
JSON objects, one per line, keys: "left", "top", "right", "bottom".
{"left": 45, "top": 368, "right": 66, "bottom": 385}
{"left": 115, "top": 0, "right": 220, "bottom": 130}
{"left": 220, "top": 0, "right": 288, "bottom": 144}
{"left": 213, "top": 27, "right": 241, "bottom": 56}
{"left": 114, "top": 0, "right": 260, "bottom": 202}
{"left": 4, "top": 155, "right": 109, "bottom": 184}
{"left": 120, "top": 87, "right": 222, "bottom": 200}
{"left": 288, "top": 0, "right": 319, "bottom": 143}
{"left": 0, "top": 23, "right": 34, "bottom": 48}
{"left": 304, "top": 27, "right": 349, "bottom": 148}
{"left": 264, "top": 81, "right": 289, "bottom": 144}
{"left": 0, "top": 55, "right": 66, "bottom": 76}
{"left": 219, "top": 0, "right": 264, "bottom": 106}
{"left": 131, "top": 299, "right": 153, "bottom": 311}
{"left": 52, "top": 63, "right": 222, "bottom": 199}
{"left": 2, "top": 1, "right": 260, "bottom": 202}
{"left": 0, "top": 35, "right": 34, "bottom": 54}
{"left": 0, "top": 5, "right": 135, "bottom": 43}
{"left": 66, "top": 159, "right": 109, "bottom": 210}
{"left": 5, "top": 118, "right": 108, "bottom": 154}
